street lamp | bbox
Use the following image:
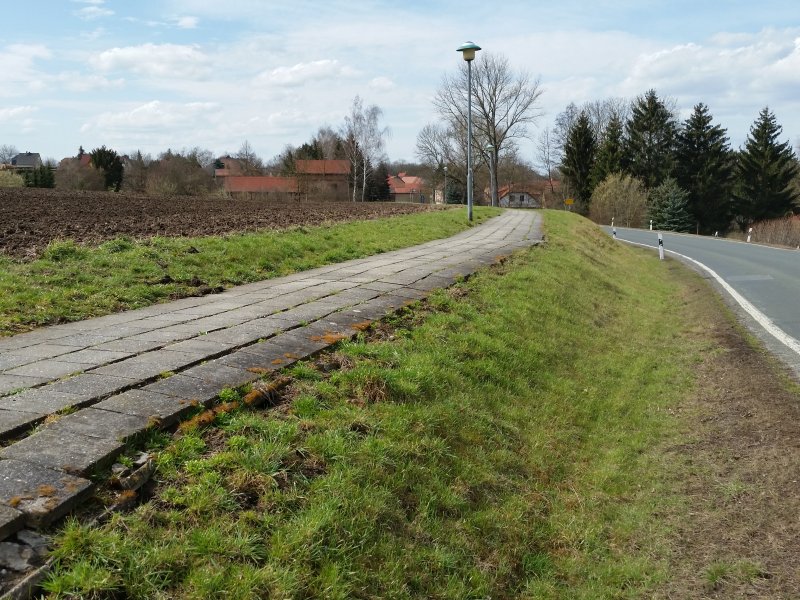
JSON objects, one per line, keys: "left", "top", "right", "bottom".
{"left": 486, "top": 144, "right": 495, "bottom": 207}
{"left": 457, "top": 41, "right": 481, "bottom": 221}
{"left": 443, "top": 165, "right": 447, "bottom": 205}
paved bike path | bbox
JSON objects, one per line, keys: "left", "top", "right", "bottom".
{"left": 0, "top": 210, "right": 542, "bottom": 539}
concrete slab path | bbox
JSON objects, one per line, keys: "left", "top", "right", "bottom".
{"left": 0, "top": 210, "right": 542, "bottom": 538}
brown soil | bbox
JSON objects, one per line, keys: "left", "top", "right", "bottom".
{"left": 658, "top": 272, "right": 800, "bottom": 599}
{"left": 0, "top": 188, "right": 444, "bottom": 258}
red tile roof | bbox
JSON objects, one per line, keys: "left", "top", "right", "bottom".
{"left": 295, "top": 159, "right": 350, "bottom": 176}
{"left": 388, "top": 173, "right": 425, "bottom": 194}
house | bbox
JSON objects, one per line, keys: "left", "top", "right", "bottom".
{"left": 10, "top": 152, "right": 42, "bottom": 171}
{"left": 387, "top": 172, "right": 427, "bottom": 203}
{"left": 222, "top": 176, "right": 298, "bottom": 199}
{"left": 295, "top": 159, "right": 350, "bottom": 201}
{"left": 215, "top": 158, "right": 351, "bottom": 201}
{"left": 214, "top": 156, "right": 245, "bottom": 178}
{"left": 497, "top": 180, "right": 561, "bottom": 208}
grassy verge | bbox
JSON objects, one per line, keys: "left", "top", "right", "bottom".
{"left": 0, "top": 207, "right": 500, "bottom": 336}
{"left": 43, "top": 211, "right": 705, "bottom": 598}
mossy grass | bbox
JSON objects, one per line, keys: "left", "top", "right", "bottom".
{"left": 0, "top": 207, "right": 499, "bottom": 336}
{"left": 44, "top": 211, "right": 708, "bottom": 598}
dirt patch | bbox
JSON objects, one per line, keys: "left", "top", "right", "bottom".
{"left": 0, "top": 188, "right": 445, "bottom": 258}
{"left": 658, "top": 277, "right": 800, "bottom": 598}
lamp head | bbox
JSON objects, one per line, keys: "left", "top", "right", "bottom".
{"left": 457, "top": 41, "right": 481, "bottom": 62}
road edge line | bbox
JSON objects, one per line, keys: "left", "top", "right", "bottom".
{"left": 618, "top": 239, "right": 800, "bottom": 356}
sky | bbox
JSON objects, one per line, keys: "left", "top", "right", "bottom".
{"left": 2, "top": 0, "right": 800, "bottom": 166}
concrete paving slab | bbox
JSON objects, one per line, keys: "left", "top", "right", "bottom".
{"left": 6, "top": 360, "right": 93, "bottom": 380}
{"left": 45, "top": 373, "right": 135, "bottom": 400}
{"left": 0, "top": 429, "right": 124, "bottom": 475}
{"left": 0, "top": 389, "right": 83, "bottom": 415}
{"left": 198, "top": 324, "right": 265, "bottom": 346}
{"left": 94, "top": 338, "right": 164, "bottom": 353}
{"left": 269, "top": 329, "right": 330, "bottom": 357}
{"left": 0, "top": 410, "right": 45, "bottom": 440}
{"left": 52, "top": 333, "right": 119, "bottom": 348}
{"left": 90, "top": 350, "right": 198, "bottom": 380}
{"left": 0, "top": 355, "right": 37, "bottom": 371}
{"left": 164, "top": 338, "right": 238, "bottom": 356}
{"left": 55, "top": 348, "right": 136, "bottom": 365}
{"left": 2, "top": 344, "right": 84, "bottom": 362}
{"left": 46, "top": 408, "right": 151, "bottom": 442}
{"left": 0, "top": 375, "right": 49, "bottom": 397}
{"left": 180, "top": 362, "right": 258, "bottom": 390}
{"left": 143, "top": 375, "right": 220, "bottom": 406}
{"left": 0, "top": 459, "right": 93, "bottom": 529}
{"left": 94, "top": 390, "right": 196, "bottom": 428}
{"left": 0, "top": 504, "right": 24, "bottom": 541}
{"left": 124, "top": 329, "right": 195, "bottom": 344}
{"left": 215, "top": 350, "right": 279, "bottom": 373}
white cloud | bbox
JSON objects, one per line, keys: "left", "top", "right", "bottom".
{"left": 0, "top": 106, "right": 38, "bottom": 122}
{"left": 369, "top": 77, "right": 396, "bottom": 92}
{"left": 176, "top": 16, "right": 199, "bottom": 29}
{"left": 76, "top": 6, "right": 114, "bottom": 20}
{"left": 82, "top": 101, "right": 218, "bottom": 133}
{"left": 256, "top": 60, "right": 358, "bottom": 87}
{"left": 0, "top": 45, "right": 52, "bottom": 98}
{"left": 91, "top": 44, "right": 209, "bottom": 79}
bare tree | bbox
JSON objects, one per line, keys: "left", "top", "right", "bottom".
{"left": 313, "top": 126, "right": 344, "bottom": 159}
{"left": 236, "top": 140, "right": 264, "bottom": 175}
{"left": 536, "top": 127, "right": 557, "bottom": 195}
{"left": 433, "top": 52, "right": 543, "bottom": 206}
{"left": 553, "top": 98, "right": 630, "bottom": 163}
{"left": 341, "top": 96, "right": 389, "bottom": 201}
{"left": 0, "top": 144, "right": 18, "bottom": 165}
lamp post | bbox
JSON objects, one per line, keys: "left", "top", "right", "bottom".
{"left": 486, "top": 144, "right": 495, "bottom": 207}
{"left": 443, "top": 165, "right": 447, "bottom": 205}
{"left": 457, "top": 41, "right": 481, "bottom": 221}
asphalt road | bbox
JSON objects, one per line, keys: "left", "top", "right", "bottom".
{"left": 603, "top": 226, "right": 800, "bottom": 377}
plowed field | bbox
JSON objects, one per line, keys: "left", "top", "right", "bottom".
{"left": 0, "top": 188, "right": 443, "bottom": 258}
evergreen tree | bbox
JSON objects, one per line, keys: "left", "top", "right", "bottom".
{"left": 560, "top": 111, "right": 597, "bottom": 206}
{"left": 90, "top": 145, "right": 124, "bottom": 191}
{"left": 735, "top": 107, "right": 800, "bottom": 228}
{"left": 591, "top": 114, "right": 626, "bottom": 187}
{"left": 675, "top": 103, "right": 734, "bottom": 234}
{"left": 371, "top": 162, "right": 391, "bottom": 201}
{"left": 624, "top": 89, "right": 678, "bottom": 189}
{"left": 649, "top": 178, "right": 693, "bottom": 232}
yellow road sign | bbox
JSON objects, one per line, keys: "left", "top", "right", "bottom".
{"left": 564, "top": 198, "right": 574, "bottom": 205}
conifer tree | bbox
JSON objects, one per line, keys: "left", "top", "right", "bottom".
{"left": 591, "top": 114, "right": 625, "bottom": 187}
{"left": 624, "top": 89, "right": 678, "bottom": 189}
{"left": 561, "top": 111, "right": 597, "bottom": 205}
{"left": 735, "top": 107, "right": 799, "bottom": 228}
{"left": 649, "top": 178, "right": 693, "bottom": 232}
{"left": 675, "top": 103, "right": 734, "bottom": 234}
{"left": 90, "top": 146, "right": 124, "bottom": 191}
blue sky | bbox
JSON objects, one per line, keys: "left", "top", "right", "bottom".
{"left": 2, "top": 0, "right": 799, "bottom": 165}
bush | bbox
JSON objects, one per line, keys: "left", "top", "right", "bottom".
{"left": 0, "top": 170, "right": 25, "bottom": 188}
{"left": 589, "top": 173, "right": 647, "bottom": 227}
{"left": 648, "top": 178, "right": 694, "bottom": 233}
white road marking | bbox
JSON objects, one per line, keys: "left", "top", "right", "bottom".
{"left": 619, "top": 239, "right": 800, "bottom": 356}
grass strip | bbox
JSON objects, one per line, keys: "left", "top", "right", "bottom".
{"left": 0, "top": 207, "right": 500, "bottom": 336}
{"left": 43, "top": 211, "right": 705, "bottom": 598}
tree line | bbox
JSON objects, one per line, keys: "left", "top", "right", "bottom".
{"left": 0, "top": 96, "right": 393, "bottom": 201}
{"left": 557, "top": 91, "right": 800, "bottom": 233}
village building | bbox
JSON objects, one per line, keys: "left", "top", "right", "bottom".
{"left": 10, "top": 152, "right": 42, "bottom": 171}
{"left": 387, "top": 173, "right": 427, "bottom": 203}
{"left": 496, "top": 180, "right": 561, "bottom": 209}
